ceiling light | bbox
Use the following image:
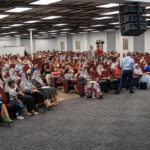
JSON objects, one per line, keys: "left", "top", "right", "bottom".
{"left": 60, "top": 29, "right": 71, "bottom": 31}
{"left": 79, "top": 27, "right": 88, "bottom": 29}
{"left": 1, "top": 33, "right": 9, "bottom": 35}
{"left": 41, "top": 16, "right": 61, "bottom": 20}
{"left": 93, "top": 17, "right": 113, "bottom": 20}
{"left": 92, "top": 31, "right": 100, "bottom": 33}
{"left": 110, "top": 22, "right": 119, "bottom": 25}
{"left": 10, "top": 24, "right": 23, "bottom": 27}
{"left": 38, "top": 32, "right": 47, "bottom": 34}
{"left": 24, "top": 20, "right": 40, "bottom": 23}
{"left": 101, "top": 11, "right": 119, "bottom": 15}
{"left": 53, "top": 24, "right": 67, "bottom": 26}
{"left": 146, "top": 18, "right": 150, "bottom": 21}
{"left": 105, "top": 29, "right": 114, "bottom": 31}
{"left": 69, "top": 33, "right": 76, "bottom": 34}
{"left": 97, "top": 3, "right": 119, "bottom": 8}
{"left": 60, "top": 32, "right": 68, "bottom": 34}
{"left": 79, "top": 32, "right": 87, "bottom": 34}
{"left": 91, "top": 25, "right": 104, "bottom": 27}
{"left": 84, "top": 29, "right": 94, "bottom": 31}
{"left": 9, "top": 32, "right": 18, "bottom": 34}
{"left": 22, "top": 34, "right": 28, "bottom": 35}
{"left": 1, "top": 27, "right": 11, "bottom": 29}
{"left": 146, "top": 6, "right": 150, "bottom": 9}
{"left": 146, "top": 14, "right": 150, "bottom": 17}
{"left": 27, "top": 28, "right": 36, "bottom": 31}
{"left": 0, "top": 15, "right": 9, "bottom": 19}
{"left": 6, "top": 7, "right": 32, "bottom": 13}
{"left": 30, "top": 0, "right": 62, "bottom": 5}
{"left": 48, "top": 30, "right": 58, "bottom": 32}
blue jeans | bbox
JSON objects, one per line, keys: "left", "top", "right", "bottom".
{"left": 10, "top": 101, "right": 24, "bottom": 116}
{"left": 117, "top": 70, "right": 133, "bottom": 93}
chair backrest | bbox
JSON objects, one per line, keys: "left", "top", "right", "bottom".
{"left": 90, "top": 71, "right": 101, "bottom": 81}
{"left": 9, "top": 64, "right": 15, "bottom": 69}
{"left": 0, "top": 86, "right": 9, "bottom": 104}
{"left": 101, "top": 70, "right": 114, "bottom": 80}
{"left": 112, "top": 69, "right": 122, "bottom": 79}
{"left": 17, "top": 79, "right": 21, "bottom": 88}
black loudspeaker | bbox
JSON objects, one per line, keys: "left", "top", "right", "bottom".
{"left": 120, "top": 3, "right": 147, "bottom": 36}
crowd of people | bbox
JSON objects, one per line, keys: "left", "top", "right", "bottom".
{"left": 0, "top": 46, "right": 150, "bottom": 124}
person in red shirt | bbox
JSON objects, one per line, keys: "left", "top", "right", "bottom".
{"left": 97, "top": 46, "right": 103, "bottom": 55}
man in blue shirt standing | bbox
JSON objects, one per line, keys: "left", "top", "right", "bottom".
{"left": 116, "top": 52, "right": 135, "bottom": 94}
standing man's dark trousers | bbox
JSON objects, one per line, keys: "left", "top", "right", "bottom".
{"left": 117, "top": 70, "right": 134, "bottom": 93}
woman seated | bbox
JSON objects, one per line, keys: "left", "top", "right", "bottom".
{"left": 64, "top": 67, "right": 78, "bottom": 93}
{"left": 41, "top": 64, "right": 51, "bottom": 86}
{"left": 97, "top": 61, "right": 104, "bottom": 76}
{"left": 134, "top": 64, "right": 150, "bottom": 88}
{"left": 31, "top": 70, "right": 59, "bottom": 106}
{"left": 0, "top": 94, "right": 13, "bottom": 124}
{"left": 5, "top": 69, "right": 38, "bottom": 115}
{"left": 145, "top": 62, "right": 150, "bottom": 73}
{"left": 20, "top": 73, "right": 54, "bottom": 109}
{"left": 80, "top": 68, "right": 103, "bottom": 99}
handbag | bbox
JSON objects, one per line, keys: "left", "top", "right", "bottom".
{"left": 139, "top": 82, "right": 147, "bottom": 89}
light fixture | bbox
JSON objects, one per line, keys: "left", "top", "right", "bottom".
{"left": 60, "top": 32, "right": 68, "bottom": 34}
{"left": 92, "top": 31, "right": 100, "bottom": 33}
{"left": 60, "top": 29, "right": 71, "bottom": 31}
{"left": 30, "top": 0, "right": 62, "bottom": 5}
{"left": 53, "top": 24, "right": 67, "bottom": 26}
{"left": 97, "top": 3, "right": 119, "bottom": 8}
{"left": 146, "top": 18, "right": 150, "bottom": 21}
{"left": 79, "top": 27, "right": 88, "bottom": 29}
{"left": 79, "top": 32, "right": 87, "bottom": 34}
{"left": 22, "top": 34, "right": 28, "bottom": 35}
{"left": 84, "top": 29, "right": 94, "bottom": 31}
{"left": 0, "top": 15, "right": 9, "bottom": 19}
{"left": 101, "top": 11, "right": 119, "bottom": 15}
{"left": 38, "top": 32, "right": 47, "bottom": 34}
{"left": 146, "top": 6, "right": 150, "bottom": 9}
{"left": 90, "top": 24, "right": 104, "bottom": 27}
{"left": 69, "top": 33, "right": 76, "bottom": 34}
{"left": 146, "top": 14, "right": 150, "bottom": 17}
{"left": 93, "top": 16, "right": 113, "bottom": 20}
{"left": 1, "top": 33, "right": 9, "bottom": 35}
{"left": 1, "top": 27, "right": 11, "bottom": 29}
{"left": 48, "top": 30, "right": 58, "bottom": 32}
{"left": 27, "top": 28, "right": 36, "bottom": 31}
{"left": 110, "top": 22, "right": 119, "bottom": 25}
{"left": 6, "top": 7, "right": 32, "bottom": 13}
{"left": 41, "top": 16, "right": 61, "bottom": 20}
{"left": 24, "top": 20, "right": 40, "bottom": 23}
{"left": 9, "top": 32, "right": 18, "bottom": 34}
{"left": 10, "top": 24, "right": 23, "bottom": 27}
{"left": 105, "top": 29, "right": 114, "bottom": 31}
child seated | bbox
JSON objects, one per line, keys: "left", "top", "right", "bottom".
{"left": 8, "top": 80, "right": 24, "bottom": 120}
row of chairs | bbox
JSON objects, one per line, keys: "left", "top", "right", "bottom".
{"left": 62, "top": 69, "right": 140, "bottom": 97}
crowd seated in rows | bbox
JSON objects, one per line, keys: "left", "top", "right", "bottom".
{"left": 0, "top": 50, "right": 150, "bottom": 123}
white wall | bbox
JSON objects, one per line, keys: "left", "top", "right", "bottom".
{"left": 0, "top": 29, "right": 150, "bottom": 56}
{"left": 0, "top": 37, "right": 21, "bottom": 47}
{"left": 145, "top": 29, "right": 150, "bottom": 53}
{"left": 21, "top": 39, "right": 55, "bottom": 52}
{"left": 55, "top": 35, "right": 67, "bottom": 51}
{"left": 34, "top": 39, "right": 55, "bottom": 51}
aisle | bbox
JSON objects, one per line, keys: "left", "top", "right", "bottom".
{"left": 1, "top": 89, "right": 150, "bottom": 150}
